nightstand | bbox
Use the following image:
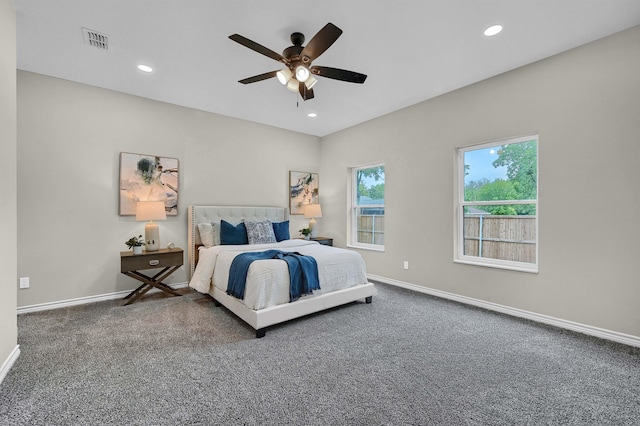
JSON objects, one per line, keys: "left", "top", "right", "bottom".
{"left": 120, "top": 247, "right": 183, "bottom": 305}
{"left": 310, "top": 237, "right": 333, "bottom": 246}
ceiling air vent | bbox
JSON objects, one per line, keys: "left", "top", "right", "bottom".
{"left": 82, "top": 27, "right": 109, "bottom": 50}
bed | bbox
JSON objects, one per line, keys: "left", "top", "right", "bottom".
{"left": 187, "top": 205, "right": 375, "bottom": 337}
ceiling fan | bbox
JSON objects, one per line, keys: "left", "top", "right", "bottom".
{"left": 229, "top": 23, "right": 367, "bottom": 101}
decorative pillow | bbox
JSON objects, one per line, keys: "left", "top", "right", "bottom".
{"left": 220, "top": 220, "right": 248, "bottom": 245}
{"left": 271, "top": 221, "right": 290, "bottom": 242}
{"left": 245, "top": 220, "right": 277, "bottom": 245}
{"left": 197, "top": 222, "right": 216, "bottom": 247}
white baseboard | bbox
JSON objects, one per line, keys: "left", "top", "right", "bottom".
{"left": 369, "top": 274, "right": 640, "bottom": 349}
{"left": 0, "top": 345, "right": 20, "bottom": 386}
{"left": 17, "top": 282, "right": 189, "bottom": 314}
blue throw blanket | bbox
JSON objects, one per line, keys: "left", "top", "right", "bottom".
{"left": 227, "top": 250, "right": 320, "bottom": 302}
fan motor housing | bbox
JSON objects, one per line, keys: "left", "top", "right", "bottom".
{"left": 283, "top": 31, "right": 306, "bottom": 62}
{"left": 283, "top": 45, "right": 303, "bottom": 61}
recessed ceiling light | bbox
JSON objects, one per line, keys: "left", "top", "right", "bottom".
{"left": 307, "top": 112, "right": 317, "bottom": 118}
{"left": 137, "top": 64, "right": 153, "bottom": 73}
{"left": 484, "top": 25, "right": 503, "bottom": 37}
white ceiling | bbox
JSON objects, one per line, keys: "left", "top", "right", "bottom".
{"left": 14, "top": 0, "right": 640, "bottom": 137}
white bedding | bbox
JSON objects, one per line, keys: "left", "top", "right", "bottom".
{"left": 189, "top": 239, "right": 368, "bottom": 310}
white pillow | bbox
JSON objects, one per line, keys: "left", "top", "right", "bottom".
{"left": 245, "top": 220, "right": 276, "bottom": 245}
{"left": 197, "top": 222, "right": 219, "bottom": 247}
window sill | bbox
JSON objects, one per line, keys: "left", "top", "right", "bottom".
{"left": 454, "top": 257, "right": 538, "bottom": 273}
{"left": 347, "top": 243, "right": 385, "bottom": 252}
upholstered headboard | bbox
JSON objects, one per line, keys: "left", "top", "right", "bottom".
{"left": 187, "top": 205, "right": 289, "bottom": 278}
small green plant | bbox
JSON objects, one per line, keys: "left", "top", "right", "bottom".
{"left": 299, "top": 228, "right": 312, "bottom": 237}
{"left": 125, "top": 235, "right": 145, "bottom": 249}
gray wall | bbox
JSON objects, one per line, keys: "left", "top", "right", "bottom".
{"left": 320, "top": 26, "right": 640, "bottom": 337}
{"left": 17, "top": 71, "right": 319, "bottom": 307}
{"left": 0, "top": 0, "right": 18, "bottom": 374}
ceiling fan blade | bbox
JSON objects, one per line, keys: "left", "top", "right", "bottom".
{"left": 298, "top": 81, "right": 314, "bottom": 101}
{"left": 300, "top": 23, "right": 343, "bottom": 63}
{"left": 310, "top": 66, "right": 367, "bottom": 84}
{"left": 229, "top": 34, "right": 288, "bottom": 64}
{"left": 238, "top": 71, "right": 278, "bottom": 84}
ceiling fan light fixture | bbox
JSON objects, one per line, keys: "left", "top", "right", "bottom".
{"left": 276, "top": 68, "right": 293, "bottom": 85}
{"left": 286, "top": 78, "right": 299, "bottom": 92}
{"left": 304, "top": 76, "right": 317, "bottom": 90}
{"left": 295, "top": 65, "right": 310, "bottom": 82}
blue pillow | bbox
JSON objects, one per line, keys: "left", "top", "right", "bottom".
{"left": 220, "top": 220, "right": 248, "bottom": 245}
{"left": 272, "top": 221, "right": 290, "bottom": 242}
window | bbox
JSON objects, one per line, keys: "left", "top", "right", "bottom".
{"left": 455, "top": 136, "right": 538, "bottom": 272}
{"left": 350, "top": 164, "right": 385, "bottom": 250}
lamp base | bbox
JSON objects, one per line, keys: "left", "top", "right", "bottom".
{"left": 145, "top": 222, "right": 160, "bottom": 252}
{"left": 308, "top": 218, "right": 317, "bottom": 238}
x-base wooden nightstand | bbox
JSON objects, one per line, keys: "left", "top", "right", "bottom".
{"left": 120, "top": 247, "right": 183, "bottom": 305}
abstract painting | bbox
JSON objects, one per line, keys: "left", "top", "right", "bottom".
{"left": 119, "top": 152, "right": 179, "bottom": 216}
{"left": 289, "top": 171, "right": 319, "bottom": 214}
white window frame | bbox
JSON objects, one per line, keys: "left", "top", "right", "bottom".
{"left": 348, "top": 163, "right": 385, "bottom": 252}
{"left": 454, "top": 135, "right": 539, "bottom": 273}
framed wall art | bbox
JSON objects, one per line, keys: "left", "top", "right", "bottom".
{"left": 119, "top": 152, "right": 179, "bottom": 216}
{"left": 289, "top": 171, "right": 319, "bottom": 214}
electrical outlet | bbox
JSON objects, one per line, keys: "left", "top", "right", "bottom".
{"left": 19, "top": 277, "right": 29, "bottom": 289}
{"left": 403, "top": 261, "right": 409, "bottom": 270}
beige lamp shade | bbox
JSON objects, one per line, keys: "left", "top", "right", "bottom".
{"left": 304, "top": 204, "right": 322, "bottom": 219}
{"left": 136, "top": 201, "right": 167, "bottom": 221}
{"left": 136, "top": 201, "right": 166, "bottom": 251}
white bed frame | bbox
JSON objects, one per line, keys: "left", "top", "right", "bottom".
{"left": 188, "top": 205, "right": 376, "bottom": 337}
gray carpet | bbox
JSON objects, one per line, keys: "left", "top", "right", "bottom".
{"left": 1, "top": 283, "right": 639, "bottom": 425}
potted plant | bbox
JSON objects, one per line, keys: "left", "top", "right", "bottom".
{"left": 299, "top": 228, "right": 312, "bottom": 240}
{"left": 125, "top": 235, "right": 145, "bottom": 254}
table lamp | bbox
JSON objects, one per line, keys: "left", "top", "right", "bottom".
{"left": 304, "top": 204, "right": 323, "bottom": 238}
{"left": 136, "top": 201, "right": 166, "bottom": 252}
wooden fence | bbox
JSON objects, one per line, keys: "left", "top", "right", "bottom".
{"left": 464, "top": 215, "right": 536, "bottom": 263}
{"left": 357, "top": 214, "right": 385, "bottom": 245}
{"left": 356, "top": 214, "right": 535, "bottom": 263}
